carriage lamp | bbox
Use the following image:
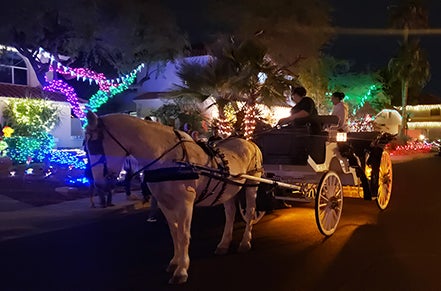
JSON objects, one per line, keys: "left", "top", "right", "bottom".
{"left": 336, "top": 132, "right": 347, "bottom": 142}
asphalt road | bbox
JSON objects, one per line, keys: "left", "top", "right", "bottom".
{"left": 1, "top": 155, "right": 440, "bottom": 291}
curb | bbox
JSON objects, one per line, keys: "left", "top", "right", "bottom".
{"left": 0, "top": 192, "right": 148, "bottom": 242}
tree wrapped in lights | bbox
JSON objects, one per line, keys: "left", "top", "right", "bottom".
{"left": 2, "top": 98, "right": 59, "bottom": 163}
{"left": 172, "top": 37, "right": 296, "bottom": 138}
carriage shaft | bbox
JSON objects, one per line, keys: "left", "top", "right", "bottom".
{"left": 238, "top": 174, "right": 301, "bottom": 191}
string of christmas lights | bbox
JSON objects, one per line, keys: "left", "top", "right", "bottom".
{"left": 87, "top": 72, "right": 137, "bottom": 112}
{"left": 243, "top": 104, "right": 256, "bottom": 140}
{"left": 388, "top": 140, "right": 432, "bottom": 156}
{"left": 43, "top": 77, "right": 85, "bottom": 119}
{"left": 351, "top": 85, "right": 377, "bottom": 115}
{"left": 47, "top": 52, "right": 145, "bottom": 88}
{"left": 348, "top": 115, "right": 374, "bottom": 132}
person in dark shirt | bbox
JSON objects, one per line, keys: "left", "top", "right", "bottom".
{"left": 277, "top": 86, "right": 318, "bottom": 126}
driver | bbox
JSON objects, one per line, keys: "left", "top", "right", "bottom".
{"left": 277, "top": 86, "right": 318, "bottom": 126}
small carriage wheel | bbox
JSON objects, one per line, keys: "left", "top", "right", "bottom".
{"left": 315, "top": 171, "right": 343, "bottom": 236}
{"left": 376, "top": 151, "right": 393, "bottom": 210}
{"left": 238, "top": 200, "right": 265, "bottom": 225}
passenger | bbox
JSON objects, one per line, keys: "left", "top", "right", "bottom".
{"left": 330, "top": 91, "right": 348, "bottom": 132}
{"left": 277, "top": 86, "right": 318, "bottom": 126}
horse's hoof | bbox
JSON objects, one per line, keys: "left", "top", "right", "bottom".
{"left": 238, "top": 243, "right": 251, "bottom": 253}
{"left": 214, "top": 247, "right": 229, "bottom": 255}
{"left": 166, "top": 264, "right": 178, "bottom": 273}
{"left": 168, "top": 274, "right": 188, "bottom": 284}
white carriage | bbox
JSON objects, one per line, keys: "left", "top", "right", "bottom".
{"left": 239, "top": 115, "right": 394, "bottom": 236}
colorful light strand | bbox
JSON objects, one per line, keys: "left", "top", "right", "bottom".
{"left": 243, "top": 104, "right": 256, "bottom": 140}
{"left": 43, "top": 75, "right": 85, "bottom": 119}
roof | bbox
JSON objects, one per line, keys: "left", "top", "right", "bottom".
{"left": 416, "top": 93, "right": 441, "bottom": 105}
{"left": 133, "top": 91, "right": 166, "bottom": 101}
{"left": 0, "top": 83, "right": 68, "bottom": 102}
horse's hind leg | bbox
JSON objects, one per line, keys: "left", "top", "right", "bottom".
{"left": 238, "top": 185, "right": 258, "bottom": 252}
{"left": 162, "top": 206, "right": 179, "bottom": 273}
{"left": 215, "top": 198, "right": 236, "bottom": 255}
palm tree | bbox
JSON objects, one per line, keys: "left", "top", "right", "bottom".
{"left": 170, "top": 36, "right": 298, "bottom": 138}
{"left": 388, "top": 0, "right": 430, "bottom": 137}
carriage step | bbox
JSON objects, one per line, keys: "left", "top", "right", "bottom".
{"left": 342, "top": 185, "right": 364, "bottom": 198}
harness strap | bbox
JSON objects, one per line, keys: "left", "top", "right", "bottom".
{"left": 101, "top": 120, "right": 130, "bottom": 157}
{"left": 130, "top": 140, "right": 192, "bottom": 178}
{"left": 89, "top": 155, "right": 108, "bottom": 177}
{"left": 173, "top": 130, "right": 189, "bottom": 162}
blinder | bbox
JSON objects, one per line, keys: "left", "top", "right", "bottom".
{"left": 87, "top": 138, "right": 106, "bottom": 155}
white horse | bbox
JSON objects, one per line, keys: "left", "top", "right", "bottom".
{"left": 84, "top": 111, "right": 263, "bottom": 284}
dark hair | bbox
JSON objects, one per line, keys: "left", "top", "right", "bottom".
{"left": 332, "top": 92, "right": 345, "bottom": 100}
{"left": 291, "top": 86, "right": 307, "bottom": 97}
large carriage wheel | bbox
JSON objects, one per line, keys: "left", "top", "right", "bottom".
{"left": 315, "top": 171, "right": 343, "bottom": 236}
{"left": 376, "top": 151, "right": 393, "bottom": 210}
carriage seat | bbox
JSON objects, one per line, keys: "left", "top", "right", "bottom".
{"left": 255, "top": 115, "right": 340, "bottom": 165}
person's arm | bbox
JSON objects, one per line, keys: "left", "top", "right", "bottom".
{"left": 277, "top": 110, "right": 310, "bottom": 125}
{"left": 277, "top": 115, "right": 294, "bottom": 125}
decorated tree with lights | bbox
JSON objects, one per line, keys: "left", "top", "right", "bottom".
{"left": 171, "top": 37, "right": 298, "bottom": 139}
{"left": 328, "top": 71, "right": 390, "bottom": 116}
{"left": 2, "top": 98, "right": 59, "bottom": 163}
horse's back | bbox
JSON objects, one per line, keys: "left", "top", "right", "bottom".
{"left": 216, "top": 137, "right": 263, "bottom": 175}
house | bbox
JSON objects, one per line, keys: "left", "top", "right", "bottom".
{"left": 404, "top": 104, "right": 441, "bottom": 140}
{"left": 0, "top": 47, "right": 84, "bottom": 148}
{"left": 133, "top": 56, "right": 213, "bottom": 119}
{"left": 392, "top": 94, "right": 441, "bottom": 140}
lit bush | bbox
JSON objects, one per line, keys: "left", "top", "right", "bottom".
{"left": 4, "top": 132, "right": 55, "bottom": 164}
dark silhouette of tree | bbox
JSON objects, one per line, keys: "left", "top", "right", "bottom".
{"left": 0, "top": 0, "right": 189, "bottom": 86}
{"left": 387, "top": 0, "right": 431, "bottom": 137}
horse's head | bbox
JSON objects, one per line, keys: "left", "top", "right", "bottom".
{"left": 84, "top": 111, "right": 128, "bottom": 192}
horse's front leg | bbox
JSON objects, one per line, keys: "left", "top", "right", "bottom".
{"left": 215, "top": 198, "right": 236, "bottom": 255}
{"left": 238, "top": 186, "right": 258, "bottom": 252}
{"left": 160, "top": 185, "right": 195, "bottom": 285}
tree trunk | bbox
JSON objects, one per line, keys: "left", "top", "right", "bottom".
{"left": 399, "top": 27, "right": 409, "bottom": 139}
{"left": 16, "top": 47, "right": 49, "bottom": 87}
{"left": 400, "top": 79, "right": 409, "bottom": 138}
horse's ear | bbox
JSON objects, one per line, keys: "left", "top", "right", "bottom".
{"left": 86, "top": 111, "right": 99, "bottom": 129}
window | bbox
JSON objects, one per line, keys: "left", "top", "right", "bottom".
{"left": 0, "top": 50, "right": 28, "bottom": 85}
{"left": 430, "top": 108, "right": 440, "bottom": 116}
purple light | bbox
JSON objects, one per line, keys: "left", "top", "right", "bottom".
{"left": 43, "top": 76, "right": 85, "bottom": 119}
{"left": 55, "top": 66, "right": 111, "bottom": 92}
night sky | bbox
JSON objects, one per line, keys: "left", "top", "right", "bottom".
{"left": 326, "top": 0, "right": 441, "bottom": 96}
